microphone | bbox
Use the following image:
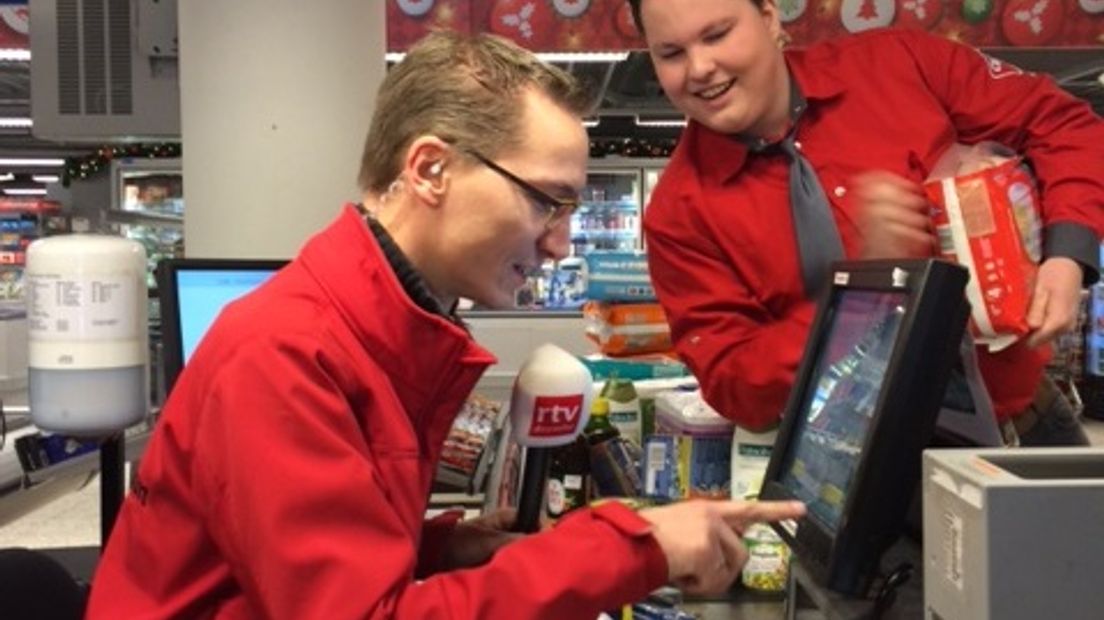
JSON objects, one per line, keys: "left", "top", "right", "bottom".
{"left": 508, "top": 344, "right": 593, "bottom": 533}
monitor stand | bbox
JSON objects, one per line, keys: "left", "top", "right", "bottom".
{"left": 784, "top": 537, "right": 924, "bottom": 620}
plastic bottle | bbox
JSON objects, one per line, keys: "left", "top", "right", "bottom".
{"left": 601, "top": 378, "right": 642, "bottom": 445}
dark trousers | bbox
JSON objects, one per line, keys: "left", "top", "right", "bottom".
{"left": 1005, "top": 376, "right": 1091, "bottom": 447}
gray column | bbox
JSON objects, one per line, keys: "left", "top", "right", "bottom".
{"left": 178, "top": 0, "right": 385, "bottom": 258}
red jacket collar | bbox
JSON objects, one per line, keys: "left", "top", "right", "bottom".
{"left": 298, "top": 205, "right": 497, "bottom": 385}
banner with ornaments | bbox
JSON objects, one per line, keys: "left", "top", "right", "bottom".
{"left": 0, "top": 2, "right": 29, "bottom": 50}
{"left": 387, "top": 0, "right": 1103, "bottom": 51}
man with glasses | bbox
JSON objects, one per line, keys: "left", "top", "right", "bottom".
{"left": 88, "top": 31, "right": 804, "bottom": 619}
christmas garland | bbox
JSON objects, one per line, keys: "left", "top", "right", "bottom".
{"left": 62, "top": 143, "right": 182, "bottom": 187}
{"left": 589, "top": 137, "right": 678, "bottom": 159}
{"left": 60, "top": 139, "right": 672, "bottom": 187}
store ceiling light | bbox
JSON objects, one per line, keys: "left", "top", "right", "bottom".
{"left": 535, "top": 52, "right": 630, "bottom": 63}
{"left": 32, "top": 174, "right": 60, "bottom": 184}
{"left": 634, "top": 115, "right": 687, "bottom": 128}
{"left": 0, "top": 49, "right": 30, "bottom": 62}
{"left": 385, "top": 51, "right": 629, "bottom": 64}
{"left": 582, "top": 118, "right": 600, "bottom": 128}
{"left": 0, "top": 158, "right": 66, "bottom": 167}
{"left": 3, "top": 188, "right": 48, "bottom": 196}
{"left": 0, "top": 117, "right": 32, "bottom": 129}
{"left": 0, "top": 173, "right": 12, "bottom": 183}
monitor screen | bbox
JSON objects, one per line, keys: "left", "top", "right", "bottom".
{"left": 777, "top": 290, "right": 908, "bottom": 532}
{"left": 157, "top": 259, "right": 287, "bottom": 397}
{"left": 760, "top": 259, "right": 970, "bottom": 596}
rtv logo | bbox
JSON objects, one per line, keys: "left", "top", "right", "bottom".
{"left": 528, "top": 395, "right": 583, "bottom": 437}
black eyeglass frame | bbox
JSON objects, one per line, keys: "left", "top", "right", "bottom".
{"left": 461, "top": 148, "right": 581, "bottom": 228}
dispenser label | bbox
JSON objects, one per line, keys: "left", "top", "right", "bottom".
{"left": 27, "top": 273, "right": 138, "bottom": 341}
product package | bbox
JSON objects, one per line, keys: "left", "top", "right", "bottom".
{"left": 583, "top": 301, "right": 672, "bottom": 357}
{"left": 644, "top": 389, "right": 734, "bottom": 500}
{"left": 578, "top": 353, "right": 690, "bottom": 382}
{"left": 583, "top": 251, "right": 656, "bottom": 302}
{"left": 923, "top": 142, "right": 1042, "bottom": 352}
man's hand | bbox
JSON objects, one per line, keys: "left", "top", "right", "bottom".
{"left": 855, "top": 171, "right": 937, "bottom": 259}
{"left": 440, "top": 508, "right": 521, "bottom": 571}
{"left": 638, "top": 499, "right": 806, "bottom": 595}
{"left": 1026, "top": 256, "right": 1084, "bottom": 348}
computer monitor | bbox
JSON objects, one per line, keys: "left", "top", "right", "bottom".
{"left": 156, "top": 258, "right": 287, "bottom": 396}
{"left": 760, "top": 259, "right": 970, "bottom": 596}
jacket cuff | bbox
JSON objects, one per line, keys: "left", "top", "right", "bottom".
{"left": 1044, "top": 222, "right": 1100, "bottom": 286}
{"left": 588, "top": 501, "right": 669, "bottom": 591}
{"left": 416, "top": 509, "right": 465, "bottom": 579}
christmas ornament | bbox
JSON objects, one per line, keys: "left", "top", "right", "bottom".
{"left": 817, "top": 0, "right": 842, "bottom": 21}
{"left": 895, "top": 0, "right": 943, "bottom": 29}
{"left": 0, "top": 6, "right": 29, "bottom": 34}
{"left": 551, "top": 0, "right": 591, "bottom": 18}
{"left": 395, "top": 0, "right": 435, "bottom": 18}
{"left": 614, "top": 2, "right": 640, "bottom": 39}
{"left": 490, "top": 0, "right": 556, "bottom": 49}
{"left": 431, "top": 0, "right": 459, "bottom": 28}
{"left": 557, "top": 18, "right": 599, "bottom": 51}
{"left": 777, "top": 0, "right": 809, "bottom": 22}
{"left": 841, "top": 0, "right": 896, "bottom": 32}
{"left": 1079, "top": 0, "right": 1104, "bottom": 14}
{"left": 1001, "top": 0, "right": 1063, "bottom": 46}
{"left": 961, "top": 0, "right": 994, "bottom": 23}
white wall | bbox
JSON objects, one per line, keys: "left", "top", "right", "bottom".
{"left": 178, "top": 0, "right": 385, "bottom": 258}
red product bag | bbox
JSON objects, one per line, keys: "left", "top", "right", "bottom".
{"left": 924, "top": 143, "right": 1042, "bottom": 352}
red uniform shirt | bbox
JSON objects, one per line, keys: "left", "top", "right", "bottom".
{"left": 645, "top": 29, "right": 1104, "bottom": 430}
{"left": 88, "top": 206, "right": 667, "bottom": 619}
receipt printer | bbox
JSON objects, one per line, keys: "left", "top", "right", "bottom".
{"left": 922, "top": 448, "right": 1104, "bottom": 620}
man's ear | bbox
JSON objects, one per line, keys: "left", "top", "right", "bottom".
{"left": 403, "top": 136, "right": 451, "bottom": 205}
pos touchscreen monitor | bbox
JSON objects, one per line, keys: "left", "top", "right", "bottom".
{"left": 760, "top": 259, "right": 969, "bottom": 596}
{"left": 156, "top": 258, "right": 287, "bottom": 396}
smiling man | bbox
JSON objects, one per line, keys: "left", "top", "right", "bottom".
{"left": 86, "top": 31, "right": 805, "bottom": 619}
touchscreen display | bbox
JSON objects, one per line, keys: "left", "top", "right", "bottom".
{"left": 778, "top": 290, "right": 908, "bottom": 531}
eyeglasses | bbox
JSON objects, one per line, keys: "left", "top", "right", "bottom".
{"left": 462, "top": 148, "right": 580, "bottom": 228}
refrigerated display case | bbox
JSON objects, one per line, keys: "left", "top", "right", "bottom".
{"left": 571, "top": 167, "right": 641, "bottom": 256}
{"left": 515, "top": 159, "right": 667, "bottom": 310}
{"left": 108, "top": 159, "right": 184, "bottom": 289}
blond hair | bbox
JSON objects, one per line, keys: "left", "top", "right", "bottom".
{"left": 358, "top": 32, "right": 590, "bottom": 193}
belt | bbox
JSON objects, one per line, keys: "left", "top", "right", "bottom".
{"left": 1000, "top": 377, "right": 1058, "bottom": 445}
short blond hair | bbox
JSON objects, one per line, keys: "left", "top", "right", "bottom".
{"left": 358, "top": 32, "right": 590, "bottom": 193}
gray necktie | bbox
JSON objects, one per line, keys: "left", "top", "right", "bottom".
{"left": 744, "top": 81, "right": 844, "bottom": 297}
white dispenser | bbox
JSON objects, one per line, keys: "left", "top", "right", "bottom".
{"left": 25, "top": 235, "right": 148, "bottom": 436}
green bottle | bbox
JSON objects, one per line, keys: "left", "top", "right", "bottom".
{"left": 585, "top": 396, "right": 619, "bottom": 444}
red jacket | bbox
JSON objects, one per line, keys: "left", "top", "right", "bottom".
{"left": 88, "top": 206, "right": 667, "bottom": 619}
{"left": 645, "top": 29, "right": 1104, "bottom": 430}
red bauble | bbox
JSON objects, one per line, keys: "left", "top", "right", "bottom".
{"left": 614, "top": 2, "right": 640, "bottom": 40}
{"left": 894, "top": 0, "right": 943, "bottom": 29}
{"left": 550, "top": 0, "right": 591, "bottom": 18}
{"left": 489, "top": 0, "right": 556, "bottom": 49}
{"left": 556, "top": 17, "right": 600, "bottom": 51}
{"left": 1001, "top": 0, "right": 1064, "bottom": 46}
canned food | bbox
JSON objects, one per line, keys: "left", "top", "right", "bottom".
{"left": 741, "top": 523, "right": 791, "bottom": 592}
